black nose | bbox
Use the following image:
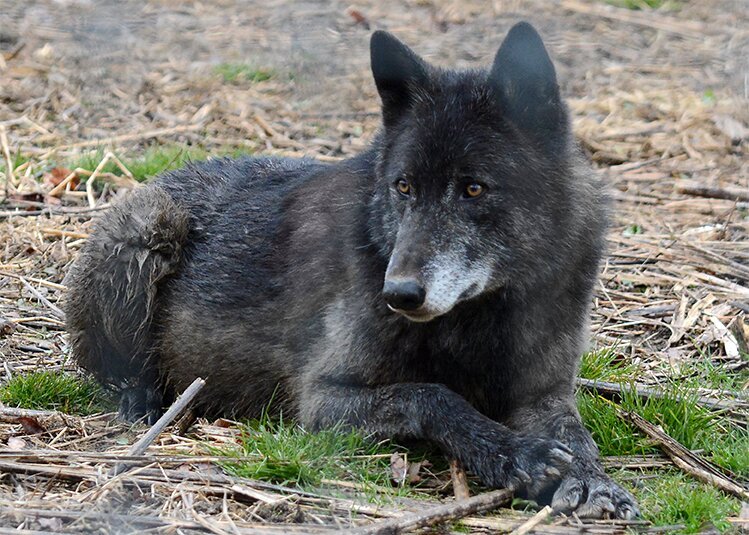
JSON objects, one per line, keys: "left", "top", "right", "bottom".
{"left": 383, "top": 280, "right": 426, "bottom": 311}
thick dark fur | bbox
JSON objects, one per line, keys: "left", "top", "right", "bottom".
{"left": 65, "top": 23, "right": 639, "bottom": 517}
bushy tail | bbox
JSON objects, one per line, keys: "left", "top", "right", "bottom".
{"left": 64, "top": 185, "right": 189, "bottom": 410}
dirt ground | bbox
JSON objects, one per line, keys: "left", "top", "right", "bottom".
{"left": 0, "top": 0, "right": 748, "bottom": 533}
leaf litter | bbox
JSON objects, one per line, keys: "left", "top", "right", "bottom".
{"left": 0, "top": 0, "right": 748, "bottom": 532}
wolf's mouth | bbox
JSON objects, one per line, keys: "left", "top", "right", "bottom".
{"left": 388, "top": 304, "right": 438, "bottom": 323}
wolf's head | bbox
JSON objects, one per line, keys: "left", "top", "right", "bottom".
{"left": 369, "top": 22, "right": 581, "bottom": 322}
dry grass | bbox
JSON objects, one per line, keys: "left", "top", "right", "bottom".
{"left": 0, "top": 0, "right": 748, "bottom": 532}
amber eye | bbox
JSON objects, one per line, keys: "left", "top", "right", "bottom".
{"left": 396, "top": 179, "right": 411, "bottom": 196}
{"left": 464, "top": 183, "right": 484, "bottom": 199}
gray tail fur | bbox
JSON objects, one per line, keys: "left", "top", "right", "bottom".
{"left": 64, "top": 185, "right": 188, "bottom": 415}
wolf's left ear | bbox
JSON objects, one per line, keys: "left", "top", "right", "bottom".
{"left": 371, "top": 31, "right": 429, "bottom": 126}
{"left": 490, "top": 22, "right": 568, "bottom": 152}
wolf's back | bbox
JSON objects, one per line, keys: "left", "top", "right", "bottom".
{"left": 64, "top": 185, "right": 189, "bottom": 388}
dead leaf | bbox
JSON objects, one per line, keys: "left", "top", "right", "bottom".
{"left": 43, "top": 167, "right": 79, "bottom": 196}
{"left": 407, "top": 458, "right": 431, "bottom": 484}
{"left": 7, "top": 436, "right": 26, "bottom": 449}
{"left": 175, "top": 461, "right": 223, "bottom": 477}
{"left": 729, "top": 317, "right": 749, "bottom": 354}
{"left": 0, "top": 317, "right": 15, "bottom": 337}
{"left": 345, "top": 7, "right": 370, "bottom": 29}
{"left": 713, "top": 115, "right": 749, "bottom": 144}
{"left": 390, "top": 452, "right": 408, "bottom": 484}
{"left": 389, "top": 452, "right": 430, "bottom": 485}
{"left": 669, "top": 294, "right": 715, "bottom": 345}
{"left": 38, "top": 517, "right": 64, "bottom": 530}
{"left": 7, "top": 191, "right": 44, "bottom": 210}
{"left": 213, "top": 418, "right": 234, "bottom": 428}
{"left": 15, "top": 416, "right": 46, "bottom": 434}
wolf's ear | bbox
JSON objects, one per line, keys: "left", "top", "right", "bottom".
{"left": 370, "top": 31, "right": 428, "bottom": 126}
{"left": 490, "top": 22, "right": 567, "bottom": 151}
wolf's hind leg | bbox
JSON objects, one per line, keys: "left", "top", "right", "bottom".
{"left": 64, "top": 186, "right": 189, "bottom": 422}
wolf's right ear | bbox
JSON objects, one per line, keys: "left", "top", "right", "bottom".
{"left": 370, "top": 31, "right": 428, "bottom": 126}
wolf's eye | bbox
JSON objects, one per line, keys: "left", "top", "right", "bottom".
{"left": 464, "top": 183, "right": 485, "bottom": 199}
{"left": 395, "top": 179, "right": 411, "bottom": 196}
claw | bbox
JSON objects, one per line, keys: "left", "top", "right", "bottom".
{"left": 545, "top": 467, "right": 561, "bottom": 478}
{"left": 551, "top": 447, "right": 574, "bottom": 465}
{"left": 515, "top": 469, "right": 532, "bottom": 483}
{"left": 618, "top": 504, "right": 637, "bottom": 520}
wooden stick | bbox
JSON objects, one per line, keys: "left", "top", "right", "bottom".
{"left": 621, "top": 410, "right": 749, "bottom": 501}
{"left": 509, "top": 505, "right": 553, "bottom": 535}
{"left": 449, "top": 459, "right": 470, "bottom": 500}
{"left": 576, "top": 377, "right": 747, "bottom": 412}
{"left": 0, "top": 125, "right": 15, "bottom": 191}
{"left": 560, "top": 0, "right": 707, "bottom": 39}
{"left": 0, "top": 271, "right": 67, "bottom": 291}
{"left": 17, "top": 276, "right": 65, "bottom": 321}
{"left": 41, "top": 124, "right": 203, "bottom": 154}
{"left": 0, "top": 204, "right": 110, "bottom": 218}
{"left": 0, "top": 406, "right": 63, "bottom": 420}
{"left": 348, "top": 488, "right": 512, "bottom": 534}
{"left": 675, "top": 180, "right": 749, "bottom": 203}
{"left": 40, "top": 228, "right": 90, "bottom": 240}
{"left": 111, "top": 377, "right": 205, "bottom": 476}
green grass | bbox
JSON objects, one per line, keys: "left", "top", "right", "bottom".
{"left": 636, "top": 471, "right": 740, "bottom": 532}
{"left": 214, "top": 63, "right": 275, "bottom": 84}
{"left": 62, "top": 144, "right": 256, "bottom": 183}
{"left": 579, "top": 347, "right": 636, "bottom": 381}
{"left": 206, "top": 350, "right": 747, "bottom": 531}
{"left": 577, "top": 388, "right": 717, "bottom": 457}
{"left": 0, "top": 151, "right": 31, "bottom": 176}
{"left": 0, "top": 371, "right": 113, "bottom": 415}
{"left": 68, "top": 145, "right": 211, "bottom": 182}
{"left": 604, "top": 0, "right": 682, "bottom": 9}
{"left": 678, "top": 349, "right": 749, "bottom": 392}
{"left": 218, "top": 415, "right": 420, "bottom": 499}
{"left": 578, "top": 349, "right": 748, "bottom": 533}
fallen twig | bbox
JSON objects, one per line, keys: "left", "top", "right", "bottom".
{"left": 0, "top": 125, "right": 16, "bottom": 192}
{"left": 110, "top": 377, "right": 205, "bottom": 476}
{"left": 449, "top": 458, "right": 470, "bottom": 500}
{"left": 40, "top": 124, "right": 203, "bottom": 154}
{"left": 576, "top": 377, "right": 748, "bottom": 412}
{"left": 560, "top": 0, "right": 708, "bottom": 39}
{"left": 0, "top": 506, "right": 331, "bottom": 533}
{"left": 621, "top": 410, "right": 749, "bottom": 501}
{"left": 17, "top": 276, "right": 65, "bottom": 320}
{"left": 0, "top": 204, "right": 110, "bottom": 218}
{"left": 509, "top": 505, "right": 553, "bottom": 535}
{"left": 348, "top": 489, "right": 512, "bottom": 534}
{"left": 0, "top": 406, "right": 64, "bottom": 422}
{"left": 40, "top": 227, "right": 90, "bottom": 239}
{"left": 675, "top": 180, "right": 749, "bottom": 203}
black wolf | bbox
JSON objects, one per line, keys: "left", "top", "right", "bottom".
{"left": 65, "top": 23, "right": 638, "bottom": 518}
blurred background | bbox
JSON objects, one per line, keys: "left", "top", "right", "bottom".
{"left": 1, "top": 0, "right": 747, "bottom": 158}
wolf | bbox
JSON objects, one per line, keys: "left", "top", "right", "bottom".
{"left": 65, "top": 22, "right": 639, "bottom": 518}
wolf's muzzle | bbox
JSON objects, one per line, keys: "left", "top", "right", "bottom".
{"left": 382, "top": 280, "right": 426, "bottom": 311}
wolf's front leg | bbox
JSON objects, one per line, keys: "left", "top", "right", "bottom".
{"left": 510, "top": 397, "right": 639, "bottom": 519}
{"left": 300, "top": 381, "right": 573, "bottom": 495}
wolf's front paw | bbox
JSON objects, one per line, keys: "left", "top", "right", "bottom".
{"left": 552, "top": 469, "right": 639, "bottom": 519}
{"left": 471, "top": 436, "right": 574, "bottom": 495}
{"left": 119, "top": 386, "right": 163, "bottom": 425}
